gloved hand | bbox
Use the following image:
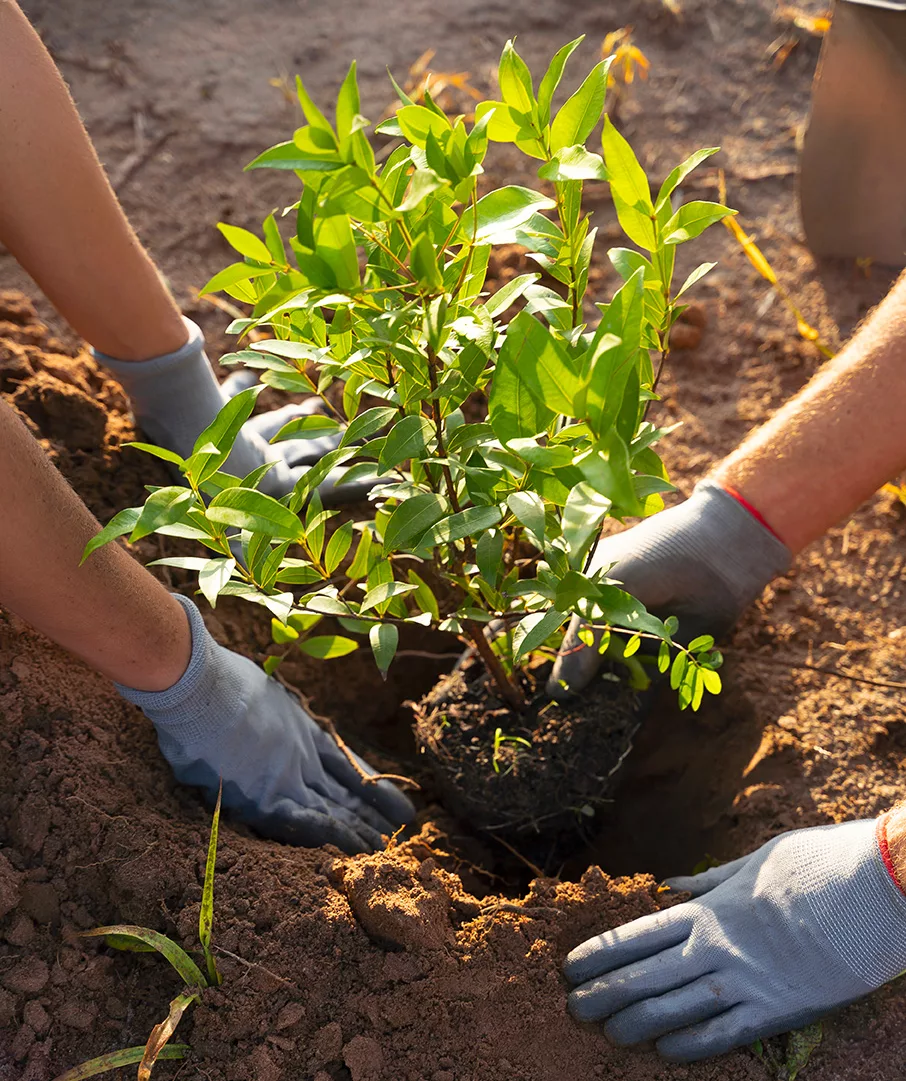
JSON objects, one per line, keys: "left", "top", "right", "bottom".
{"left": 564, "top": 818, "right": 906, "bottom": 1062}
{"left": 95, "top": 318, "right": 374, "bottom": 504}
{"left": 547, "top": 480, "right": 791, "bottom": 697}
{"left": 117, "top": 595, "right": 414, "bottom": 855}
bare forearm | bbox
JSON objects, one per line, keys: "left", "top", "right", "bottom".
{"left": 713, "top": 271, "right": 906, "bottom": 552}
{"left": 0, "top": 1, "right": 185, "bottom": 360}
{"left": 0, "top": 401, "right": 189, "bottom": 689}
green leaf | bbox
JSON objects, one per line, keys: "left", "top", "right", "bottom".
{"left": 271, "top": 618, "right": 300, "bottom": 644}
{"left": 410, "top": 234, "right": 445, "bottom": 294}
{"left": 578, "top": 431, "right": 642, "bottom": 516}
{"left": 537, "top": 36, "right": 585, "bottom": 126}
{"left": 263, "top": 655, "right": 283, "bottom": 676}
{"left": 370, "top": 623, "right": 398, "bottom": 679}
{"left": 658, "top": 640, "right": 671, "bottom": 673}
{"left": 483, "top": 272, "right": 541, "bottom": 318}
{"left": 550, "top": 59, "right": 611, "bottom": 152}
{"left": 498, "top": 310, "right": 583, "bottom": 416}
{"left": 670, "top": 650, "right": 688, "bottom": 690}
{"left": 607, "top": 246, "right": 653, "bottom": 283}
{"left": 360, "top": 580, "right": 418, "bottom": 613}
{"left": 512, "top": 608, "right": 568, "bottom": 661}
{"left": 473, "top": 100, "right": 531, "bottom": 143}
{"left": 325, "top": 521, "right": 354, "bottom": 574}
{"left": 81, "top": 925, "right": 206, "bottom": 987}
{"left": 585, "top": 267, "right": 645, "bottom": 438}
{"left": 623, "top": 633, "right": 641, "bottom": 657}
{"left": 217, "top": 223, "right": 273, "bottom": 263}
{"left": 200, "top": 262, "right": 275, "bottom": 296}
{"left": 378, "top": 415, "right": 433, "bottom": 473}
{"left": 335, "top": 60, "right": 362, "bottom": 140}
{"left": 130, "top": 487, "right": 196, "bottom": 542}
{"left": 407, "top": 569, "right": 440, "bottom": 620}
{"left": 655, "top": 147, "right": 720, "bottom": 209}
{"left": 198, "top": 557, "right": 236, "bottom": 608}
{"left": 187, "top": 385, "right": 265, "bottom": 483}
{"left": 662, "top": 201, "right": 734, "bottom": 245}
{"left": 488, "top": 342, "right": 555, "bottom": 442}
{"left": 476, "top": 529, "right": 504, "bottom": 586}
{"left": 382, "top": 492, "right": 447, "bottom": 550}
{"left": 298, "top": 634, "right": 359, "bottom": 659}
{"left": 245, "top": 140, "right": 345, "bottom": 172}
{"left": 701, "top": 667, "right": 722, "bottom": 694}
{"left": 81, "top": 506, "right": 141, "bottom": 563}
{"left": 688, "top": 634, "right": 715, "bottom": 651}
{"left": 398, "top": 167, "right": 448, "bottom": 212}
{"left": 288, "top": 447, "right": 356, "bottom": 511}
{"left": 498, "top": 40, "right": 535, "bottom": 114}
{"left": 200, "top": 786, "right": 222, "bottom": 987}
{"left": 418, "top": 504, "right": 502, "bottom": 546}
{"left": 562, "top": 482, "right": 611, "bottom": 569}
{"left": 507, "top": 491, "right": 546, "bottom": 546}
{"left": 315, "top": 213, "right": 360, "bottom": 290}
{"left": 124, "top": 442, "right": 186, "bottom": 468}
{"left": 397, "top": 105, "right": 452, "bottom": 147}
{"left": 465, "top": 186, "right": 557, "bottom": 244}
{"left": 296, "top": 75, "right": 334, "bottom": 133}
{"left": 538, "top": 145, "right": 607, "bottom": 182}
{"left": 207, "top": 487, "right": 303, "bottom": 539}
{"left": 339, "top": 405, "right": 397, "bottom": 449}
{"left": 602, "top": 115, "right": 652, "bottom": 211}
{"left": 676, "top": 261, "right": 717, "bottom": 299}
{"left": 270, "top": 414, "right": 342, "bottom": 443}
{"left": 51, "top": 1045, "right": 189, "bottom": 1081}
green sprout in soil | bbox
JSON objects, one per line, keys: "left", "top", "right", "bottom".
{"left": 85, "top": 37, "right": 732, "bottom": 715}
{"left": 491, "top": 726, "right": 533, "bottom": 773}
{"left": 51, "top": 787, "right": 224, "bottom": 1081}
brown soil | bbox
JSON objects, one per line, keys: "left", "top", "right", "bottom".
{"left": 414, "top": 660, "right": 640, "bottom": 837}
{"left": 1, "top": 0, "right": 905, "bottom": 1078}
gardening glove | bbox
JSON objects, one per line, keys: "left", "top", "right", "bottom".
{"left": 116, "top": 595, "right": 415, "bottom": 855}
{"left": 95, "top": 317, "right": 375, "bottom": 505}
{"left": 564, "top": 818, "right": 906, "bottom": 1062}
{"left": 547, "top": 480, "right": 791, "bottom": 697}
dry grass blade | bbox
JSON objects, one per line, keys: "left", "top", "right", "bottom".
{"left": 719, "top": 192, "right": 833, "bottom": 358}
{"left": 138, "top": 991, "right": 200, "bottom": 1081}
{"left": 200, "top": 783, "right": 223, "bottom": 986}
{"left": 882, "top": 482, "right": 906, "bottom": 507}
{"left": 50, "top": 1045, "right": 188, "bottom": 1081}
{"left": 81, "top": 925, "right": 206, "bottom": 988}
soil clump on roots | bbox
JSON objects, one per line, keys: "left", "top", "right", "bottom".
{"left": 415, "top": 660, "right": 639, "bottom": 837}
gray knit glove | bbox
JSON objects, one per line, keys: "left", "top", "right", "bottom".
{"left": 547, "top": 481, "right": 791, "bottom": 697}
{"left": 565, "top": 819, "right": 906, "bottom": 1062}
{"left": 117, "top": 596, "right": 414, "bottom": 855}
{"left": 95, "top": 318, "right": 373, "bottom": 504}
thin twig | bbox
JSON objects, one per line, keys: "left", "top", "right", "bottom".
{"left": 487, "top": 832, "right": 545, "bottom": 878}
{"left": 764, "top": 658, "right": 906, "bottom": 692}
{"left": 111, "top": 121, "right": 174, "bottom": 193}
{"left": 213, "top": 946, "right": 297, "bottom": 988}
{"left": 275, "top": 671, "right": 421, "bottom": 790}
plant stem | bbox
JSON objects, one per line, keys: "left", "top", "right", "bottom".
{"left": 464, "top": 618, "right": 526, "bottom": 711}
{"left": 425, "top": 345, "right": 461, "bottom": 513}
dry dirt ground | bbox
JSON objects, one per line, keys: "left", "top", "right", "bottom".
{"left": 0, "top": 1, "right": 904, "bottom": 1079}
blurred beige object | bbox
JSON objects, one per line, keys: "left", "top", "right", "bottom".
{"left": 800, "top": 0, "right": 906, "bottom": 265}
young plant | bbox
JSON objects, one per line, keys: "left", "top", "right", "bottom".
{"left": 52, "top": 790, "right": 224, "bottom": 1081}
{"left": 87, "top": 38, "right": 733, "bottom": 714}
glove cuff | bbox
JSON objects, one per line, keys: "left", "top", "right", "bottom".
{"left": 687, "top": 480, "right": 792, "bottom": 605}
{"left": 92, "top": 316, "right": 205, "bottom": 383}
{"left": 116, "top": 594, "right": 217, "bottom": 738}
{"left": 798, "top": 818, "right": 906, "bottom": 987}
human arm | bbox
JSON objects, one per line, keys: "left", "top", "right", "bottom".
{"left": 0, "top": 398, "right": 412, "bottom": 852}
{"left": 550, "top": 269, "right": 906, "bottom": 695}
{"left": 0, "top": 0, "right": 368, "bottom": 502}
{"left": 563, "top": 807, "right": 906, "bottom": 1061}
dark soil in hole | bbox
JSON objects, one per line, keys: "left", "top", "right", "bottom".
{"left": 414, "top": 659, "right": 639, "bottom": 838}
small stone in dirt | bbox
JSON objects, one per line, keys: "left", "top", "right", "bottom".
{"left": 18, "top": 882, "right": 59, "bottom": 925}
{"left": 22, "top": 1001, "right": 49, "bottom": 1036}
{"left": 5, "top": 913, "right": 35, "bottom": 947}
{"left": 11, "top": 1023, "right": 35, "bottom": 1061}
{"left": 0, "top": 851, "right": 22, "bottom": 920}
{"left": 0, "top": 988, "right": 15, "bottom": 1026}
{"left": 343, "top": 1035, "right": 384, "bottom": 1081}
{"left": 57, "top": 998, "right": 98, "bottom": 1031}
{"left": 312, "top": 1020, "right": 344, "bottom": 1066}
{"left": 433, "top": 1072, "right": 455, "bottom": 1081}
{"left": 274, "top": 1001, "right": 306, "bottom": 1032}
{"left": 668, "top": 320, "right": 703, "bottom": 351}
{"left": 2, "top": 958, "right": 49, "bottom": 995}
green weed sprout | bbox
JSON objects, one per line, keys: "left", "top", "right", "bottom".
{"left": 52, "top": 789, "right": 224, "bottom": 1081}
{"left": 492, "top": 727, "right": 533, "bottom": 774}
{"left": 86, "top": 37, "right": 731, "bottom": 712}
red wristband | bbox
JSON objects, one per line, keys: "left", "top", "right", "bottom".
{"left": 877, "top": 814, "right": 906, "bottom": 899}
{"left": 721, "top": 485, "right": 785, "bottom": 544}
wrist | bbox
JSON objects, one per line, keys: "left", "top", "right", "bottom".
{"left": 878, "top": 809, "right": 906, "bottom": 897}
